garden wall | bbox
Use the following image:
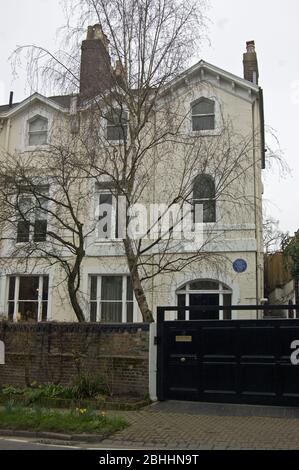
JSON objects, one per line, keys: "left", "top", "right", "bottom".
{"left": 0, "top": 322, "right": 149, "bottom": 397}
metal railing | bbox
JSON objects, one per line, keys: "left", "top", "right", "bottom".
{"left": 157, "top": 304, "right": 299, "bottom": 322}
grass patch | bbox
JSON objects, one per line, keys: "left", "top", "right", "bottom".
{"left": 0, "top": 404, "right": 128, "bottom": 435}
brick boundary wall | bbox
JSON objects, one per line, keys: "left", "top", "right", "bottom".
{"left": 0, "top": 322, "right": 149, "bottom": 396}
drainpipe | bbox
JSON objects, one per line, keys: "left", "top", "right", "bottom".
{"left": 252, "top": 99, "right": 259, "bottom": 312}
{"left": 259, "top": 88, "right": 266, "bottom": 170}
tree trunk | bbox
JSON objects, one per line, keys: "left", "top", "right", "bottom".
{"left": 123, "top": 238, "right": 154, "bottom": 323}
{"left": 67, "top": 276, "right": 86, "bottom": 322}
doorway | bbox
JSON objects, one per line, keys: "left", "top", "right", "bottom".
{"left": 177, "top": 280, "right": 232, "bottom": 320}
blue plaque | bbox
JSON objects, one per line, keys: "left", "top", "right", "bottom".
{"left": 233, "top": 259, "right": 247, "bottom": 273}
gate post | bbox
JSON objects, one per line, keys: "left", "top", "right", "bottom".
{"left": 0, "top": 340, "right": 4, "bottom": 365}
{"left": 156, "top": 307, "right": 166, "bottom": 401}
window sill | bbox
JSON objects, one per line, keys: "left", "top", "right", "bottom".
{"left": 94, "top": 239, "right": 124, "bottom": 244}
{"left": 190, "top": 129, "right": 222, "bottom": 137}
{"left": 22, "top": 144, "right": 50, "bottom": 153}
{"left": 15, "top": 240, "right": 47, "bottom": 245}
{"left": 106, "top": 139, "right": 127, "bottom": 145}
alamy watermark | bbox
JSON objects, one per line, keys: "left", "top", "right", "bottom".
{"left": 290, "top": 340, "right": 299, "bottom": 366}
{"left": 95, "top": 196, "right": 206, "bottom": 242}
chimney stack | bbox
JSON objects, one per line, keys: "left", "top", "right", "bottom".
{"left": 243, "top": 40, "right": 259, "bottom": 85}
{"left": 79, "top": 24, "right": 113, "bottom": 100}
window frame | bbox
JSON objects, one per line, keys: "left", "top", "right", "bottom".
{"left": 27, "top": 115, "right": 49, "bottom": 148}
{"left": 189, "top": 96, "right": 222, "bottom": 136}
{"left": 88, "top": 275, "right": 135, "bottom": 323}
{"left": 191, "top": 97, "right": 215, "bottom": 132}
{"left": 105, "top": 108, "right": 129, "bottom": 143}
{"left": 193, "top": 174, "right": 216, "bottom": 224}
{"left": 7, "top": 274, "right": 49, "bottom": 322}
{"left": 15, "top": 192, "right": 48, "bottom": 245}
{"left": 96, "top": 188, "right": 122, "bottom": 242}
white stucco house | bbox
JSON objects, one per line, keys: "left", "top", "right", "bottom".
{"left": 0, "top": 26, "right": 265, "bottom": 323}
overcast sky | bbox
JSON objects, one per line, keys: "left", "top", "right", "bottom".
{"left": 0, "top": 0, "right": 298, "bottom": 235}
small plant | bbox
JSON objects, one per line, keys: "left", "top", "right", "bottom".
{"left": 71, "top": 373, "right": 107, "bottom": 399}
{"left": 41, "top": 384, "right": 73, "bottom": 399}
{"left": 1, "top": 383, "right": 74, "bottom": 405}
{"left": 23, "top": 387, "right": 45, "bottom": 405}
{"left": 2, "top": 386, "right": 24, "bottom": 396}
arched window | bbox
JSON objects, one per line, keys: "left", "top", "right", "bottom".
{"left": 191, "top": 98, "right": 215, "bottom": 131}
{"left": 28, "top": 116, "right": 48, "bottom": 146}
{"left": 106, "top": 109, "right": 128, "bottom": 141}
{"left": 193, "top": 174, "right": 216, "bottom": 223}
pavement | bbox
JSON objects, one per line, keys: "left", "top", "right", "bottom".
{"left": 99, "top": 401, "right": 299, "bottom": 450}
{"left": 1, "top": 401, "right": 299, "bottom": 450}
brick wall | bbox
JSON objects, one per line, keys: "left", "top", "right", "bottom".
{"left": 0, "top": 322, "right": 149, "bottom": 397}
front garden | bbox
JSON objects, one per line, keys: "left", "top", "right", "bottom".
{"left": 0, "top": 402, "right": 127, "bottom": 435}
{"left": 0, "top": 374, "right": 150, "bottom": 411}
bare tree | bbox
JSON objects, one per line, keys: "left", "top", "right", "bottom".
{"left": 263, "top": 216, "right": 287, "bottom": 254}
{"left": 5, "top": 0, "right": 270, "bottom": 323}
{"left": 0, "top": 131, "right": 97, "bottom": 323}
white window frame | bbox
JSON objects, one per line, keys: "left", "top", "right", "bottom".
{"left": 96, "top": 189, "right": 120, "bottom": 242}
{"left": 193, "top": 174, "right": 216, "bottom": 224}
{"left": 28, "top": 115, "right": 48, "bottom": 148}
{"left": 176, "top": 280, "right": 232, "bottom": 320}
{"left": 8, "top": 274, "right": 49, "bottom": 322}
{"left": 191, "top": 98, "right": 215, "bottom": 132}
{"left": 189, "top": 94, "right": 222, "bottom": 137}
{"left": 15, "top": 192, "right": 48, "bottom": 245}
{"left": 88, "top": 274, "right": 136, "bottom": 323}
{"left": 21, "top": 108, "right": 53, "bottom": 152}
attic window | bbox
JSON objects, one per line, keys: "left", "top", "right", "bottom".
{"left": 28, "top": 116, "right": 48, "bottom": 146}
{"left": 191, "top": 98, "right": 215, "bottom": 131}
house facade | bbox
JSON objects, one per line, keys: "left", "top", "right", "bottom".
{"left": 0, "top": 27, "right": 265, "bottom": 323}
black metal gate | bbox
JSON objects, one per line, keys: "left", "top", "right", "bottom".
{"left": 157, "top": 305, "right": 299, "bottom": 406}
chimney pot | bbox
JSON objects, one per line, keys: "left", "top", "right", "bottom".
{"left": 246, "top": 40, "right": 256, "bottom": 53}
{"left": 86, "top": 24, "right": 109, "bottom": 48}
